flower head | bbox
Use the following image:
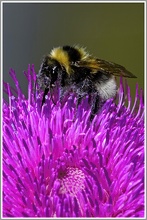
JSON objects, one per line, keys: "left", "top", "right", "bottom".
{"left": 3, "top": 65, "right": 144, "bottom": 217}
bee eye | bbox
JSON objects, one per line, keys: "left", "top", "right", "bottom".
{"left": 52, "top": 66, "right": 57, "bottom": 74}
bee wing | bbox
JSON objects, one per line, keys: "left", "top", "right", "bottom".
{"left": 96, "top": 58, "right": 137, "bottom": 78}
{"left": 74, "top": 59, "right": 137, "bottom": 78}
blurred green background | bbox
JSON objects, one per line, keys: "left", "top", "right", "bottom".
{"left": 3, "top": 2, "right": 144, "bottom": 101}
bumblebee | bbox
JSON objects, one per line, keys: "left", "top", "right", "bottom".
{"left": 37, "top": 45, "right": 136, "bottom": 119}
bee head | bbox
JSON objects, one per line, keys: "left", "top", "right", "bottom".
{"left": 37, "top": 56, "right": 60, "bottom": 90}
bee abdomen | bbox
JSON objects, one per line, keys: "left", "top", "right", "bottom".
{"left": 95, "top": 76, "right": 117, "bottom": 101}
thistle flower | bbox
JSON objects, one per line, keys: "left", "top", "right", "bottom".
{"left": 3, "top": 65, "right": 144, "bottom": 217}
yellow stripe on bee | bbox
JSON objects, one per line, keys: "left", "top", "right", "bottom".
{"left": 50, "top": 47, "right": 71, "bottom": 74}
{"left": 74, "top": 45, "right": 89, "bottom": 60}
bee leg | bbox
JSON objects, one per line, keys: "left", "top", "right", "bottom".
{"left": 41, "top": 88, "right": 49, "bottom": 107}
{"left": 59, "top": 87, "right": 66, "bottom": 102}
{"left": 59, "top": 87, "right": 71, "bottom": 107}
{"left": 50, "top": 88, "right": 56, "bottom": 105}
{"left": 90, "top": 94, "right": 101, "bottom": 121}
{"left": 72, "top": 94, "right": 84, "bottom": 121}
{"left": 59, "top": 87, "right": 66, "bottom": 108}
{"left": 88, "top": 94, "right": 92, "bottom": 104}
{"left": 76, "top": 94, "right": 83, "bottom": 108}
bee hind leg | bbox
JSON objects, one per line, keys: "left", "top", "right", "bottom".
{"left": 90, "top": 94, "right": 102, "bottom": 121}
